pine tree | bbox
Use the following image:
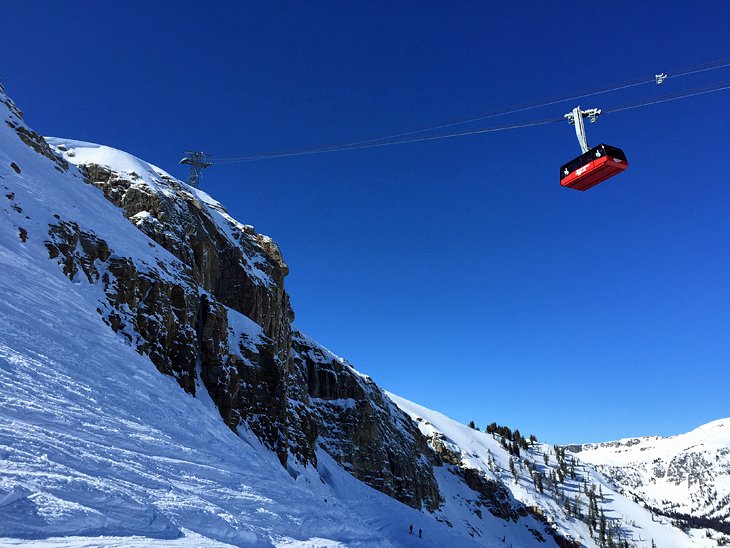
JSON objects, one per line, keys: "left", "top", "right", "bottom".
{"left": 509, "top": 457, "right": 517, "bottom": 481}
{"left": 468, "top": 420, "right": 476, "bottom": 429}
{"left": 519, "top": 436, "right": 529, "bottom": 452}
{"left": 559, "top": 456, "right": 568, "bottom": 478}
{"left": 543, "top": 452, "right": 549, "bottom": 465}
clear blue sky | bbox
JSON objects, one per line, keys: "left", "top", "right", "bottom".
{"left": 3, "top": 2, "right": 728, "bottom": 444}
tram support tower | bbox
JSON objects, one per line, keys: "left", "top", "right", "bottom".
{"left": 180, "top": 151, "right": 212, "bottom": 188}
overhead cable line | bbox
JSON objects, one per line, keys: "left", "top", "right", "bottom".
{"left": 211, "top": 80, "right": 730, "bottom": 164}
{"left": 666, "top": 58, "right": 730, "bottom": 80}
{"left": 212, "top": 117, "right": 564, "bottom": 163}
{"left": 604, "top": 79, "right": 730, "bottom": 114}
{"left": 211, "top": 57, "right": 730, "bottom": 164}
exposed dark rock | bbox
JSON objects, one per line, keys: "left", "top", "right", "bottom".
{"left": 44, "top": 220, "right": 199, "bottom": 393}
{"left": 526, "top": 506, "right": 582, "bottom": 548}
{"left": 4, "top": 121, "right": 67, "bottom": 171}
{"left": 291, "top": 332, "right": 443, "bottom": 510}
{"left": 430, "top": 432, "right": 462, "bottom": 466}
{"left": 71, "top": 163, "right": 299, "bottom": 462}
{"left": 457, "top": 467, "right": 523, "bottom": 521}
{"left": 45, "top": 221, "right": 110, "bottom": 283}
{"left": 103, "top": 257, "right": 199, "bottom": 394}
{"left": 41, "top": 159, "right": 444, "bottom": 510}
{"left": 80, "top": 163, "right": 292, "bottom": 359}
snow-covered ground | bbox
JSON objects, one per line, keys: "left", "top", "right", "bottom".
{"left": 389, "top": 394, "right": 706, "bottom": 547}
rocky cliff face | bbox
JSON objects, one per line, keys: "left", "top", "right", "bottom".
{"left": 40, "top": 134, "right": 443, "bottom": 510}
{"left": 291, "top": 332, "right": 443, "bottom": 510}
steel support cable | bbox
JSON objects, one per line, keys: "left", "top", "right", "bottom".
{"left": 669, "top": 59, "right": 730, "bottom": 80}
{"left": 211, "top": 57, "right": 730, "bottom": 163}
{"left": 215, "top": 78, "right": 652, "bottom": 159}
{"left": 371, "top": 57, "right": 730, "bottom": 139}
{"left": 603, "top": 80, "right": 730, "bottom": 114}
{"left": 211, "top": 82, "right": 730, "bottom": 163}
{"left": 211, "top": 117, "right": 564, "bottom": 163}
{"left": 210, "top": 78, "right": 649, "bottom": 162}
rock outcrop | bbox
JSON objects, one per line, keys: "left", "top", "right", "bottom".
{"left": 291, "top": 332, "right": 443, "bottom": 510}
{"left": 40, "top": 139, "right": 443, "bottom": 509}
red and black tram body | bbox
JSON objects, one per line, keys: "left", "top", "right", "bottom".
{"left": 560, "top": 144, "right": 628, "bottom": 191}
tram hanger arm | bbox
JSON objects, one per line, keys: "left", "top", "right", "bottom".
{"left": 565, "top": 106, "right": 601, "bottom": 153}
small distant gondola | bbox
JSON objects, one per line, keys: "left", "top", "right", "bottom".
{"left": 561, "top": 106, "right": 628, "bottom": 191}
{"left": 560, "top": 144, "right": 628, "bottom": 191}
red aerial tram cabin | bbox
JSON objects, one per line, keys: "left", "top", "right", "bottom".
{"left": 560, "top": 144, "right": 628, "bottom": 191}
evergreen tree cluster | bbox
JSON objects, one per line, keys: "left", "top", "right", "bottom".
{"left": 551, "top": 445, "right": 575, "bottom": 484}
{"left": 485, "top": 422, "right": 534, "bottom": 457}
{"left": 578, "top": 480, "right": 632, "bottom": 548}
{"left": 477, "top": 423, "right": 646, "bottom": 546}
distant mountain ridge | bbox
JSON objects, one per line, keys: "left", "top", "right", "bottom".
{"left": 567, "top": 419, "right": 730, "bottom": 538}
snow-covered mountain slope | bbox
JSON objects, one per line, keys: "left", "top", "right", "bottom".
{"left": 0, "top": 223, "right": 469, "bottom": 548}
{"left": 0, "top": 84, "right": 483, "bottom": 547}
{"left": 0, "top": 82, "right": 723, "bottom": 547}
{"left": 389, "top": 395, "right": 717, "bottom": 547}
{"left": 567, "top": 419, "right": 730, "bottom": 538}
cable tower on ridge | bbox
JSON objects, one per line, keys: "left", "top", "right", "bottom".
{"left": 180, "top": 151, "right": 212, "bottom": 188}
